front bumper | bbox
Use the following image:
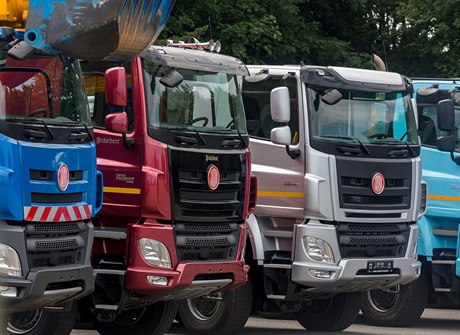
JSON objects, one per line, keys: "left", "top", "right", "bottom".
{"left": 0, "top": 265, "right": 95, "bottom": 313}
{"left": 291, "top": 221, "right": 421, "bottom": 293}
{"left": 126, "top": 260, "right": 249, "bottom": 300}
{"left": 124, "top": 222, "right": 249, "bottom": 300}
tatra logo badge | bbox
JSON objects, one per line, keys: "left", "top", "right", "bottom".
{"left": 207, "top": 165, "right": 221, "bottom": 190}
{"left": 57, "top": 163, "right": 70, "bottom": 192}
{"left": 371, "top": 172, "right": 385, "bottom": 195}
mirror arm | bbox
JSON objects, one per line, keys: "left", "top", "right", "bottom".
{"left": 450, "top": 152, "right": 460, "bottom": 165}
{"left": 286, "top": 145, "right": 301, "bottom": 159}
{"left": 122, "top": 133, "right": 136, "bottom": 149}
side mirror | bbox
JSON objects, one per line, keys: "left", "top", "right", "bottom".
{"left": 321, "top": 89, "right": 342, "bottom": 105}
{"left": 159, "top": 69, "right": 183, "bottom": 88}
{"left": 105, "top": 112, "right": 128, "bottom": 134}
{"left": 437, "top": 135, "right": 456, "bottom": 152}
{"left": 437, "top": 99, "right": 455, "bottom": 132}
{"left": 271, "top": 87, "right": 290, "bottom": 122}
{"left": 105, "top": 67, "right": 127, "bottom": 107}
{"left": 271, "top": 126, "right": 291, "bottom": 146}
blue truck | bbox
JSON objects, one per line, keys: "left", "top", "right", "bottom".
{"left": 0, "top": 1, "right": 175, "bottom": 334}
{"left": 361, "top": 79, "right": 460, "bottom": 326}
{"left": 0, "top": 27, "right": 103, "bottom": 334}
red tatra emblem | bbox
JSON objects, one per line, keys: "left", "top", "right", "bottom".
{"left": 57, "top": 163, "right": 70, "bottom": 192}
{"left": 371, "top": 172, "right": 385, "bottom": 195}
{"left": 207, "top": 165, "right": 221, "bottom": 190}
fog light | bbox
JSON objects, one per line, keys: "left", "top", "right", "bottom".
{"left": 0, "top": 244, "right": 21, "bottom": 276}
{"left": 0, "top": 286, "right": 17, "bottom": 297}
{"left": 139, "top": 238, "right": 172, "bottom": 268}
{"left": 146, "top": 276, "right": 168, "bottom": 286}
{"left": 303, "top": 237, "right": 335, "bottom": 263}
{"left": 308, "top": 269, "right": 334, "bottom": 279}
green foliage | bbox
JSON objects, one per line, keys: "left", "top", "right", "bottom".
{"left": 159, "top": 0, "right": 459, "bottom": 77}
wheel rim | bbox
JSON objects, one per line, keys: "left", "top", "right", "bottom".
{"left": 366, "top": 285, "right": 401, "bottom": 313}
{"left": 8, "top": 310, "right": 42, "bottom": 334}
{"left": 186, "top": 294, "right": 223, "bottom": 321}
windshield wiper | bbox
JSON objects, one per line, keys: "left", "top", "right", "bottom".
{"left": 7, "top": 117, "right": 56, "bottom": 139}
{"left": 193, "top": 129, "right": 206, "bottom": 145}
{"left": 370, "top": 137, "right": 417, "bottom": 157}
{"left": 321, "top": 135, "right": 370, "bottom": 155}
{"left": 237, "top": 131, "right": 248, "bottom": 147}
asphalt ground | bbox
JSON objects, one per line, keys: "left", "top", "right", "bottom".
{"left": 71, "top": 307, "right": 460, "bottom": 335}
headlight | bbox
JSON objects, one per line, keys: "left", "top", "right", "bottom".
{"left": 139, "top": 238, "right": 172, "bottom": 268}
{"left": 0, "top": 244, "right": 21, "bottom": 276}
{"left": 303, "top": 236, "right": 335, "bottom": 263}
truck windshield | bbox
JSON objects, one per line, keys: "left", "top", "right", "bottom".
{"left": 308, "top": 87, "right": 418, "bottom": 145}
{"left": 0, "top": 49, "right": 89, "bottom": 125}
{"left": 143, "top": 60, "right": 247, "bottom": 134}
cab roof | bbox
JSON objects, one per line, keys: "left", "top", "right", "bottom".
{"left": 146, "top": 45, "right": 249, "bottom": 76}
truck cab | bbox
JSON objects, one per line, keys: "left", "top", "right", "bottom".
{"left": 361, "top": 79, "right": 460, "bottom": 326}
{"left": 0, "top": 27, "right": 103, "bottom": 334}
{"left": 77, "top": 44, "right": 256, "bottom": 335}
{"left": 240, "top": 65, "right": 425, "bottom": 331}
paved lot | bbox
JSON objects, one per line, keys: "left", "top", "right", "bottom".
{"left": 72, "top": 308, "right": 460, "bottom": 335}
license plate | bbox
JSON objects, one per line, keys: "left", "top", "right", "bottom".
{"left": 367, "top": 260, "right": 394, "bottom": 273}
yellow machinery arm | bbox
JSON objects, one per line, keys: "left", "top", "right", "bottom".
{"left": 0, "top": 0, "right": 175, "bottom": 62}
{"left": 0, "top": 0, "right": 28, "bottom": 27}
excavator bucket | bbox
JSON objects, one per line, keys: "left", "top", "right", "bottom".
{"left": 24, "top": 0, "right": 175, "bottom": 62}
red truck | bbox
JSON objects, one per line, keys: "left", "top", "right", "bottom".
{"left": 77, "top": 43, "right": 256, "bottom": 335}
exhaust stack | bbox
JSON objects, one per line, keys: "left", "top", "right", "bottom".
{"left": 371, "top": 54, "right": 386, "bottom": 71}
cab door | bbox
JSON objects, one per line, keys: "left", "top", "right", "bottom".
{"left": 82, "top": 60, "right": 143, "bottom": 218}
{"left": 242, "top": 68, "right": 305, "bottom": 219}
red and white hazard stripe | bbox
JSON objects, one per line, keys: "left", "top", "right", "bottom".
{"left": 24, "top": 205, "right": 92, "bottom": 222}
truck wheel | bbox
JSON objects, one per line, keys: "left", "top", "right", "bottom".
{"left": 6, "top": 303, "right": 77, "bottom": 335}
{"left": 0, "top": 313, "right": 7, "bottom": 333}
{"left": 361, "top": 273, "right": 428, "bottom": 327}
{"left": 177, "top": 281, "right": 252, "bottom": 335}
{"left": 296, "top": 292, "right": 361, "bottom": 331}
{"left": 94, "top": 300, "right": 178, "bottom": 335}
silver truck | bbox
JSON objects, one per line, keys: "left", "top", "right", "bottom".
{"left": 238, "top": 65, "right": 426, "bottom": 331}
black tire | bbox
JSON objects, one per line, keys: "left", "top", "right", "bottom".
{"left": 178, "top": 281, "right": 252, "bottom": 335}
{"left": 360, "top": 273, "right": 428, "bottom": 327}
{"left": 0, "top": 313, "right": 7, "bottom": 334}
{"left": 296, "top": 292, "right": 361, "bottom": 331}
{"left": 6, "top": 303, "right": 77, "bottom": 335}
{"left": 94, "top": 300, "right": 178, "bottom": 335}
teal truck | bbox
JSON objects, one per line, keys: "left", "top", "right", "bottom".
{"left": 361, "top": 79, "right": 460, "bottom": 326}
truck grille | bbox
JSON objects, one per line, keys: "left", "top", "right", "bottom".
{"left": 170, "top": 149, "right": 247, "bottom": 222}
{"left": 25, "top": 221, "right": 88, "bottom": 270}
{"left": 174, "top": 223, "right": 240, "bottom": 262}
{"left": 336, "top": 157, "right": 412, "bottom": 210}
{"left": 29, "top": 169, "right": 84, "bottom": 204}
{"left": 337, "top": 223, "right": 410, "bottom": 258}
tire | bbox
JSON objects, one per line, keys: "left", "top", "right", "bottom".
{"left": 360, "top": 273, "right": 428, "bottom": 327}
{"left": 296, "top": 292, "right": 361, "bottom": 331}
{"left": 94, "top": 300, "right": 178, "bottom": 335}
{"left": 6, "top": 303, "right": 77, "bottom": 335}
{"left": 178, "top": 281, "right": 252, "bottom": 335}
{"left": 0, "top": 313, "right": 7, "bottom": 334}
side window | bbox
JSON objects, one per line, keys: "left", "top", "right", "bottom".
{"left": 81, "top": 61, "right": 134, "bottom": 132}
{"left": 242, "top": 76, "right": 299, "bottom": 144}
{"left": 417, "top": 105, "right": 438, "bottom": 147}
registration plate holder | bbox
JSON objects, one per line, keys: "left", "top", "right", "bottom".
{"left": 367, "top": 260, "right": 394, "bottom": 274}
